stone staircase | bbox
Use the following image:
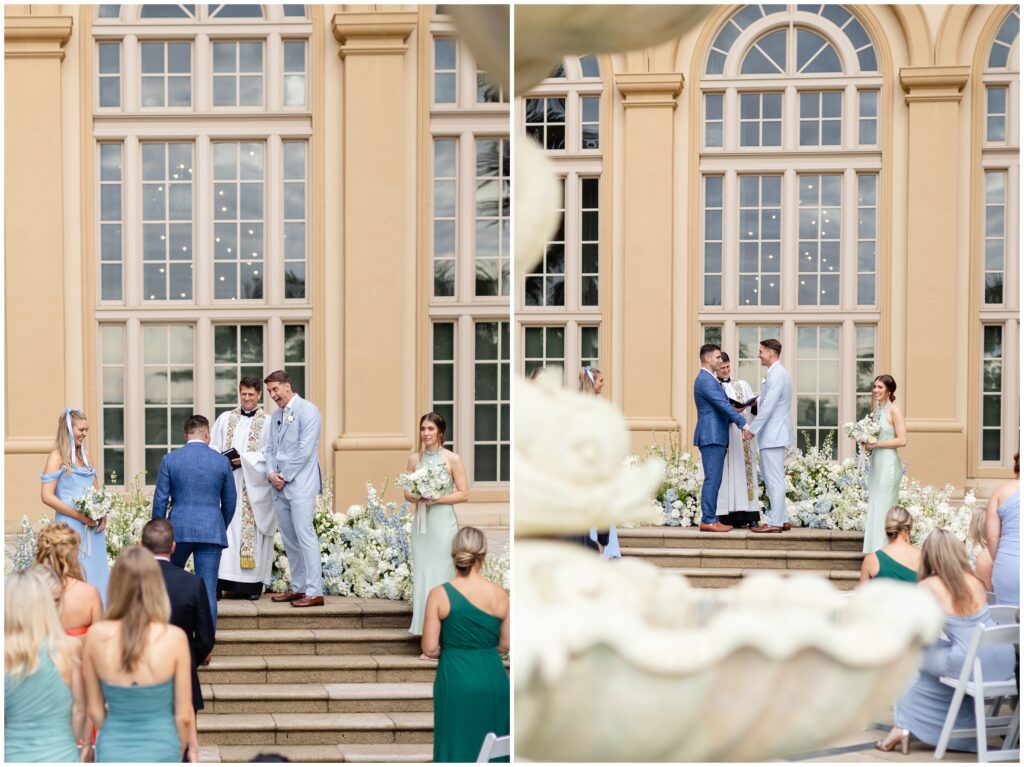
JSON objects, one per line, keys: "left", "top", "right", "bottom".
{"left": 618, "top": 526, "right": 866, "bottom": 590}
{"left": 197, "top": 597, "right": 464, "bottom": 762}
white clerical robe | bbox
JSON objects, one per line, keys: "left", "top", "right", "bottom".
{"left": 716, "top": 379, "right": 763, "bottom": 514}
{"left": 210, "top": 409, "right": 277, "bottom": 585}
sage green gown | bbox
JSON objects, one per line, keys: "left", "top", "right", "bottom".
{"left": 95, "top": 677, "right": 180, "bottom": 762}
{"left": 4, "top": 649, "right": 78, "bottom": 762}
{"left": 409, "top": 448, "right": 458, "bottom": 635}
{"left": 433, "top": 583, "right": 510, "bottom": 762}
{"left": 863, "top": 402, "right": 902, "bottom": 553}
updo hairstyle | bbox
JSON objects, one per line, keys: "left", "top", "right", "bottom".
{"left": 874, "top": 374, "right": 897, "bottom": 403}
{"left": 35, "top": 523, "right": 84, "bottom": 584}
{"left": 883, "top": 505, "right": 913, "bottom": 541}
{"left": 451, "top": 526, "right": 488, "bottom": 575}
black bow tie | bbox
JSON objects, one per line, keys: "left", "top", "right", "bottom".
{"left": 240, "top": 408, "right": 258, "bottom": 417}
{"left": 719, "top": 378, "right": 731, "bottom": 383}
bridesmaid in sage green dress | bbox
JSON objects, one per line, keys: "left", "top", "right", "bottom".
{"left": 83, "top": 547, "right": 196, "bottom": 762}
{"left": 5, "top": 568, "right": 87, "bottom": 763}
{"left": 862, "top": 375, "right": 906, "bottom": 554}
{"left": 406, "top": 412, "right": 468, "bottom": 639}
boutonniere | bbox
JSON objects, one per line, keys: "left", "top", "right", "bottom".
{"left": 285, "top": 413, "right": 295, "bottom": 424}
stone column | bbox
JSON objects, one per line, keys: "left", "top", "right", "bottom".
{"left": 899, "top": 65, "right": 969, "bottom": 486}
{"left": 5, "top": 12, "right": 73, "bottom": 530}
{"left": 614, "top": 73, "right": 684, "bottom": 441}
{"left": 330, "top": 12, "right": 418, "bottom": 504}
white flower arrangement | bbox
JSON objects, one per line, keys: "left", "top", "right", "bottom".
{"left": 395, "top": 463, "right": 451, "bottom": 501}
{"left": 626, "top": 430, "right": 703, "bottom": 528}
{"left": 72, "top": 486, "right": 116, "bottom": 523}
{"left": 843, "top": 413, "right": 881, "bottom": 445}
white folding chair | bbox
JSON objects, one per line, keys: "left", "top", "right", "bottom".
{"left": 934, "top": 622, "right": 1020, "bottom": 762}
{"left": 989, "top": 605, "right": 1020, "bottom": 626}
{"left": 476, "top": 733, "right": 511, "bottom": 762}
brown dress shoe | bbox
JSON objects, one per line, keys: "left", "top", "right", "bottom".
{"left": 291, "top": 595, "right": 325, "bottom": 608}
{"left": 781, "top": 523, "right": 792, "bottom": 531}
{"left": 271, "top": 590, "right": 303, "bottom": 602}
{"left": 699, "top": 521, "right": 734, "bottom": 533}
{"left": 750, "top": 524, "right": 784, "bottom": 533}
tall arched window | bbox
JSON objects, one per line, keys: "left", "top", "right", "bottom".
{"left": 699, "top": 5, "right": 882, "bottom": 456}
{"left": 977, "top": 8, "right": 1019, "bottom": 468}
{"left": 92, "top": 4, "right": 313, "bottom": 484}
{"left": 518, "top": 55, "right": 603, "bottom": 383}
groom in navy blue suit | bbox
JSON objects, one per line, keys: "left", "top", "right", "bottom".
{"left": 152, "top": 415, "right": 237, "bottom": 629}
{"left": 694, "top": 344, "right": 753, "bottom": 533}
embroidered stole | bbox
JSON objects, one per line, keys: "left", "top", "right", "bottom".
{"left": 225, "top": 409, "right": 267, "bottom": 569}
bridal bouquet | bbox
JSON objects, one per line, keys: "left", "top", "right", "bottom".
{"left": 72, "top": 486, "right": 116, "bottom": 524}
{"left": 395, "top": 463, "right": 450, "bottom": 500}
{"left": 843, "top": 413, "right": 881, "bottom": 445}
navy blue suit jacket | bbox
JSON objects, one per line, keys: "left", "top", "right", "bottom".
{"left": 693, "top": 369, "right": 747, "bottom": 448}
{"left": 152, "top": 442, "right": 237, "bottom": 547}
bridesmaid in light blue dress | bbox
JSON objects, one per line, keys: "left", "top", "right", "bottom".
{"left": 987, "top": 452, "right": 1020, "bottom": 607}
{"left": 40, "top": 409, "right": 109, "bottom": 607}
{"left": 862, "top": 376, "right": 905, "bottom": 554}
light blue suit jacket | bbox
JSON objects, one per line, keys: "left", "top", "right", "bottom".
{"left": 693, "top": 368, "right": 747, "bottom": 448}
{"left": 749, "top": 362, "right": 795, "bottom": 449}
{"left": 151, "top": 442, "right": 237, "bottom": 546}
{"left": 265, "top": 394, "right": 322, "bottom": 500}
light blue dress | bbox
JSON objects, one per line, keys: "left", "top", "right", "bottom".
{"left": 589, "top": 525, "right": 621, "bottom": 559}
{"left": 95, "top": 678, "right": 181, "bottom": 762}
{"left": 863, "top": 403, "right": 902, "bottom": 553}
{"left": 41, "top": 464, "right": 109, "bottom": 607}
{"left": 4, "top": 648, "right": 79, "bottom": 762}
{"left": 991, "top": 490, "right": 1019, "bottom": 607}
{"left": 894, "top": 606, "right": 1015, "bottom": 750}
{"left": 409, "top": 449, "right": 458, "bottom": 635}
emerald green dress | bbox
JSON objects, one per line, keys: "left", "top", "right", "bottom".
{"left": 4, "top": 649, "right": 78, "bottom": 762}
{"left": 409, "top": 448, "right": 458, "bottom": 635}
{"left": 874, "top": 549, "right": 917, "bottom": 583}
{"left": 433, "top": 583, "right": 510, "bottom": 763}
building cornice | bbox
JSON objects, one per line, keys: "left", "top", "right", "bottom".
{"left": 899, "top": 65, "right": 970, "bottom": 103}
{"left": 615, "top": 72, "right": 684, "bottom": 109}
{"left": 331, "top": 11, "right": 416, "bottom": 58}
{"left": 4, "top": 15, "right": 73, "bottom": 60}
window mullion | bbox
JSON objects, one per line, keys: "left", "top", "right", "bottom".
{"left": 125, "top": 317, "right": 143, "bottom": 482}
{"left": 458, "top": 315, "right": 475, "bottom": 478}
{"left": 564, "top": 172, "right": 579, "bottom": 310}
{"left": 124, "top": 34, "right": 139, "bottom": 112}
{"left": 124, "top": 135, "right": 142, "bottom": 307}
{"left": 195, "top": 134, "right": 213, "bottom": 306}
{"left": 266, "top": 134, "right": 283, "bottom": 305}
{"left": 784, "top": 85, "right": 797, "bottom": 151}
{"left": 725, "top": 87, "right": 738, "bottom": 151}
{"left": 782, "top": 169, "right": 797, "bottom": 311}
{"left": 723, "top": 169, "right": 738, "bottom": 310}
{"left": 196, "top": 316, "right": 213, "bottom": 417}
{"left": 267, "top": 32, "right": 283, "bottom": 110}
{"left": 842, "top": 168, "right": 856, "bottom": 309}
{"left": 459, "top": 129, "right": 474, "bottom": 303}
{"left": 838, "top": 318, "right": 856, "bottom": 461}
{"left": 195, "top": 32, "right": 210, "bottom": 111}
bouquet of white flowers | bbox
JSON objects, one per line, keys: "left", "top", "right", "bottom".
{"left": 73, "top": 486, "right": 115, "bottom": 524}
{"left": 843, "top": 413, "right": 881, "bottom": 445}
{"left": 396, "top": 463, "right": 451, "bottom": 500}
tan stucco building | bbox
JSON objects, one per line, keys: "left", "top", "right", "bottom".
{"left": 518, "top": 4, "right": 1020, "bottom": 494}
{"left": 5, "top": 3, "right": 510, "bottom": 531}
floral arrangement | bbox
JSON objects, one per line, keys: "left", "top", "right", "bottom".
{"left": 395, "top": 463, "right": 450, "bottom": 500}
{"left": 72, "top": 486, "right": 115, "bottom": 523}
{"left": 843, "top": 413, "right": 881, "bottom": 446}
{"left": 628, "top": 431, "right": 703, "bottom": 527}
{"left": 6, "top": 513, "right": 49, "bottom": 573}
{"left": 102, "top": 473, "right": 155, "bottom": 568}
{"left": 483, "top": 544, "right": 511, "bottom": 591}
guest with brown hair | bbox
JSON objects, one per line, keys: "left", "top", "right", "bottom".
{"left": 858, "top": 506, "right": 920, "bottom": 584}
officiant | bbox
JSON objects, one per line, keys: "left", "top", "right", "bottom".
{"left": 210, "top": 376, "right": 277, "bottom": 600}
{"left": 716, "top": 353, "right": 762, "bottom": 528}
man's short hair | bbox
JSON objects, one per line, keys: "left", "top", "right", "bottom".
{"left": 184, "top": 414, "right": 210, "bottom": 436}
{"left": 141, "top": 518, "right": 175, "bottom": 555}
{"left": 719, "top": 352, "right": 730, "bottom": 363}
{"left": 699, "top": 343, "right": 721, "bottom": 362}
{"left": 263, "top": 370, "right": 291, "bottom": 386}
{"left": 239, "top": 375, "right": 263, "bottom": 392}
{"left": 760, "top": 338, "right": 783, "bottom": 356}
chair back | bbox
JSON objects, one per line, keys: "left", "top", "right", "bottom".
{"left": 988, "top": 605, "right": 1021, "bottom": 626}
{"left": 476, "top": 733, "right": 511, "bottom": 762}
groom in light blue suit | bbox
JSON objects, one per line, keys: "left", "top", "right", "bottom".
{"left": 263, "top": 370, "right": 324, "bottom": 607}
{"left": 748, "top": 338, "right": 795, "bottom": 533}
{"left": 694, "top": 344, "right": 753, "bottom": 533}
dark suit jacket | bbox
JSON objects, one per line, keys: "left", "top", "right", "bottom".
{"left": 158, "top": 558, "right": 215, "bottom": 711}
{"left": 152, "top": 441, "right": 237, "bottom": 546}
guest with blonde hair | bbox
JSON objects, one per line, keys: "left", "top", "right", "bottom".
{"left": 34, "top": 522, "right": 103, "bottom": 637}
{"left": 5, "top": 568, "right": 89, "bottom": 762}
{"left": 859, "top": 506, "right": 921, "bottom": 584}
{"left": 422, "top": 527, "right": 509, "bottom": 762}
{"left": 875, "top": 529, "right": 1014, "bottom": 753}
{"left": 968, "top": 507, "right": 994, "bottom": 592}
{"left": 83, "top": 546, "right": 196, "bottom": 762}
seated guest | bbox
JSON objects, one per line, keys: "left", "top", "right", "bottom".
{"left": 986, "top": 451, "right": 1019, "bottom": 607}
{"left": 82, "top": 546, "right": 196, "bottom": 762}
{"left": 5, "top": 568, "right": 89, "bottom": 762}
{"left": 141, "top": 519, "right": 215, "bottom": 760}
{"left": 34, "top": 523, "right": 103, "bottom": 637}
{"left": 859, "top": 506, "right": 921, "bottom": 584}
{"left": 968, "top": 507, "right": 994, "bottom": 592}
{"left": 422, "top": 527, "right": 510, "bottom": 763}
{"left": 875, "top": 529, "right": 1015, "bottom": 753}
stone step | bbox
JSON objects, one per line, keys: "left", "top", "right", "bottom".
{"left": 199, "top": 681, "right": 433, "bottom": 715}
{"left": 662, "top": 567, "right": 860, "bottom": 591}
{"left": 216, "top": 597, "right": 412, "bottom": 631}
{"left": 212, "top": 628, "right": 421, "bottom": 657}
{"left": 202, "top": 743, "right": 432, "bottom": 762}
{"left": 621, "top": 546, "right": 864, "bottom": 571}
{"left": 617, "top": 526, "right": 864, "bottom": 551}
{"left": 196, "top": 710, "right": 433, "bottom": 747}
{"left": 200, "top": 654, "right": 508, "bottom": 685}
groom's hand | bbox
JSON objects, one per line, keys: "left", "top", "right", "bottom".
{"left": 269, "top": 472, "right": 287, "bottom": 490}
{"left": 741, "top": 426, "right": 754, "bottom": 442}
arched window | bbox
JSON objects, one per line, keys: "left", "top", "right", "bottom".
{"left": 518, "top": 56, "right": 603, "bottom": 383}
{"left": 91, "top": 3, "right": 314, "bottom": 484}
{"left": 977, "top": 8, "right": 1020, "bottom": 468}
{"left": 699, "top": 5, "right": 882, "bottom": 457}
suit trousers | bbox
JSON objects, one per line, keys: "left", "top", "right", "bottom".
{"left": 275, "top": 493, "right": 323, "bottom": 597}
{"left": 698, "top": 445, "right": 727, "bottom": 524}
{"left": 759, "top": 446, "right": 788, "bottom": 526}
{"left": 171, "top": 542, "right": 222, "bottom": 630}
